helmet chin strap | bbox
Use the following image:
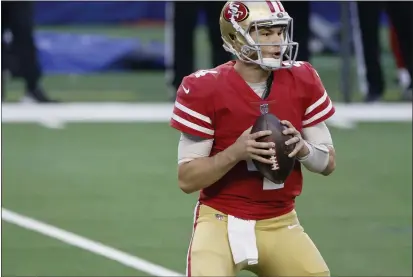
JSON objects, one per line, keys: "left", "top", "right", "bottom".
{"left": 259, "top": 58, "right": 281, "bottom": 70}
{"left": 255, "top": 44, "right": 288, "bottom": 70}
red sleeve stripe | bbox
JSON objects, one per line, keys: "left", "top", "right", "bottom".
{"left": 265, "top": 0, "right": 276, "bottom": 12}
{"left": 175, "top": 101, "right": 212, "bottom": 124}
{"left": 171, "top": 113, "right": 214, "bottom": 136}
{"left": 273, "top": 1, "right": 284, "bottom": 12}
{"left": 304, "top": 90, "right": 328, "bottom": 116}
{"left": 302, "top": 99, "right": 333, "bottom": 126}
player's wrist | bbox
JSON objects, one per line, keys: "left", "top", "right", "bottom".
{"left": 297, "top": 140, "right": 311, "bottom": 159}
{"left": 297, "top": 141, "right": 330, "bottom": 173}
{"left": 224, "top": 143, "right": 243, "bottom": 163}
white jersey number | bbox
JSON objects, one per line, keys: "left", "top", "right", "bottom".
{"left": 194, "top": 69, "right": 218, "bottom": 78}
{"left": 246, "top": 159, "right": 284, "bottom": 190}
{"left": 282, "top": 61, "right": 305, "bottom": 67}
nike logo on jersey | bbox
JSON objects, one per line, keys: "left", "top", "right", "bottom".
{"left": 287, "top": 224, "right": 299, "bottom": 230}
{"left": 182, "top": 85, "right": 190, "bottom": 94}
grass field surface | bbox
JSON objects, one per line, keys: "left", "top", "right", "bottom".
{"left": 2, "top": 109, "right": 412, "bottom": 276}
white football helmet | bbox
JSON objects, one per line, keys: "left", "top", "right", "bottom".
{"left": 219, "top": 1, "right": 299, "bottom": 70}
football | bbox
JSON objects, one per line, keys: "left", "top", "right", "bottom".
{"left": 251, "top": 113, "right": 296, "bottom": 184}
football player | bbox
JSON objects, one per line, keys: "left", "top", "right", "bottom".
{"left": 170, "top": 1, "right": 336, "bottom": 276}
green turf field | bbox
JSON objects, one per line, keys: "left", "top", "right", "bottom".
{"left": 2, "top": 120, "right": 412, "bottom": 276}
{"left": 2, "top": 24, "right": 412, "bottom": 277}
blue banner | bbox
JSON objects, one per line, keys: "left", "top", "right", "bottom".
{"left": 34, "top": 1, "right": 166, "bottom": 25}
{"left": 34, "top": 1, "right": 351, "bottom": 25}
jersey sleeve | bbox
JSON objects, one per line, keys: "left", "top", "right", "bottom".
{"left": 301, "top": 63, "right": 335, "bottom": 128}
{"left": 170, "top": 75, "right": 215, "bottom": 139}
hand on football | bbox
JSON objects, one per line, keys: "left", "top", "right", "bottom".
{"left": 280, "top": 120, "right": 309, "bottom": 158}
{"left": 230, "top": 126, "right": 276, "bottom": 164}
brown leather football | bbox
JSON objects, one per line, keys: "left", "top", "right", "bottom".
{"left": 251, "top": 113, "right": 296, "bottom": 184}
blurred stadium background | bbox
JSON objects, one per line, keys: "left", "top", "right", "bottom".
{"left": 2, "top": 1, "right": 412, "bottom": 276}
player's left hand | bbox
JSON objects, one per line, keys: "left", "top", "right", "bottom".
{"left": 280, "top": 120, "right": 309, "bottom": 158}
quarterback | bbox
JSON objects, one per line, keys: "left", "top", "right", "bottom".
{"left": 170, "top": 1, "right": 336, "bottom": 276}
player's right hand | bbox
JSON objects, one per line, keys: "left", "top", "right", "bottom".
{"left": 230, "top": 126, "right": 275, "bottom": 164}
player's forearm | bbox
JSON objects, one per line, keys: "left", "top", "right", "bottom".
{"left": 321, "top": 146, "right": 336, "bottom": 176}
{"left": 298, "top": 142, "right": 336, "bottom": 176}
{"left": 178, "top": 145, "right": 239, "bottom": 194}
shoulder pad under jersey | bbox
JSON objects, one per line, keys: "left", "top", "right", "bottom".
{"left": 177, "top": 69, "right": 220, "bottom": 99}
{"left": 282, "top": 61, "right": 319, "bottom": 86}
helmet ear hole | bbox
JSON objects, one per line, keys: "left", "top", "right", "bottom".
{"left": 229, "top": 33, "right": 236, "bottom": 41}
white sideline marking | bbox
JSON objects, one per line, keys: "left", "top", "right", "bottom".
{"left": 1, "top": 102, "right": 411, "bottom": 129}
{"left": 2, "top": 208, "right": 183, "bottom": 277}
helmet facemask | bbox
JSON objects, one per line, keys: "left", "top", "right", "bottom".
{"left": 223, "top": 12, "right": 299, "bottom": 71}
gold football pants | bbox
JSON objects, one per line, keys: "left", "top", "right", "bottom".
{"left": 186, "top": 203, "right": 330, "bottom": 277}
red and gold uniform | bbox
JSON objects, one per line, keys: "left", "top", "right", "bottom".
{"left": 170, "top": 60, "right": 335, "bottom": 276}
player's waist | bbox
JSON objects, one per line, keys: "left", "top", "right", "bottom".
{"left": 199, "top": 194, "right": 295, "bottom": 220}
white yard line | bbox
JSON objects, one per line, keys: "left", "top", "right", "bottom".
{"left": 2, "top": 208, "right": 183, "bottom": 277}
{"left": 1, "top": 102, "right": 411, "bottom": 123}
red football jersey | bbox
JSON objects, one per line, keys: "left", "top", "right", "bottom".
{"left": 170, "top": 61, "right": 335, "bottom": 220}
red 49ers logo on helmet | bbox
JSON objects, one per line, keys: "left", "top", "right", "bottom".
{"left": 223, "top": 1, "right": 250, "bottom": 22}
